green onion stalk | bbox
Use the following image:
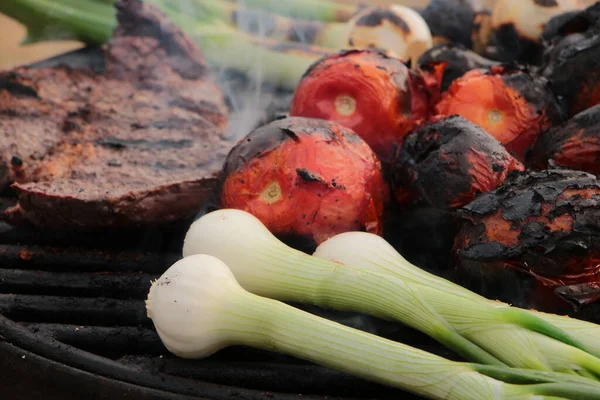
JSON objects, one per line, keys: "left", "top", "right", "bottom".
{"left": 313, "top": 231, "right": 600, "bottom": 363}
{"left": 162, "top": 0, "right": 433, "bottom": 62}
{"left": 166, "top": 0, "right": 352, "bottom": 45}
{"left": 147, "top": 253, "right": 600, "bottom": 400}
{"left": 220, "top": 0, "right": 435, "bottom": 22}
{"left": 0, "top": 0, "right": 331, "bottom": 90}
{"left": 0, "top": 0, "right": 116, "bottom": 44}
{"left": 221, "top": 0, "right": 357, "bottom": 22}
{"left": 153, "top": 1, "right": 329, "bottom": 89}
{"left": 182, "top": 209, "right": 600, "bottom": 377}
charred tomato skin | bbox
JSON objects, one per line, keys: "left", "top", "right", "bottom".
{"left": 419, "top": 0, "right": 482, "bottom": 48}
{"left": 220, "top": 116, "right": 388, "bottom": 247}
{"left": 542, "top": 2, "right": 600, "bottom": 47}
{"left": 454, "top": 169, "right": 600, "bottom": 315}
{"left": 289, "top": 49, "right": 438, "bottom": 164}
{"left": 392, "top": 115, "right": 524, "bottom": 212}
{"left": 417, "top": 43, "right": 499, "bottom": 92}
{"left": 433, "top": 66, "right": 563, "bottom": 161}
{"left": 542, "top": 33, "right": 600, "bottom": 117}
{"left": 530, "top": 104, "right": 600, "bottom": 175}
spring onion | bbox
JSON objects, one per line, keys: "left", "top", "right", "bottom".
{"left": 2, "top": 0, "right": 433, "bottom": 88}
{"left": 0, "top": 0, "right": 116, "bottom": 44}
{"left": 221, "top": 0, "right": 357, "bottom": 22}
{"left": 0, "top": 0, "right": 331, "bottom": 90}
{"left": 146, "top": 253, "right": 600, "bottom": 400}
{"left": 313, "top": 231, "right": 600, "bottom": 360}
{"left": 164, "top": 0, "right": 432, "bottom": 62}
{"left": 182, "top": 209, "right": 600, "bottom": 376}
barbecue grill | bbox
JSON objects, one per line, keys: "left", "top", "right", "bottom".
{"left": 0, "top": 48, "right": 460, "bottom": 400}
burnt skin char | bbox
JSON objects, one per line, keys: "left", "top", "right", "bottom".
{"left": 290, "top": 49, "right": 440, "bottom": 164}
{"left": 0, "top": 0, "right": 231, "bottom": 229}
{"left": 482, "top": 0, "right": 583, "bottom": 65}
{"left": 454, "top": 169, "right": 600, "bottom": 312}
{"left": 542, "top": 2, "right": 600, "bottom": 47}
{"left": 541, "top": 3, "right": 600, "bottom": 117}
{"left": 392, "top": 115, "right": 523, "bottom": 211}
{"left": 221, "top": 116, "right": 388, "bottom": 246}
{"left": 542, "top": 34, "right": 600, "bottom": 117}
{"left": 419, "top": 0, "right": 481, "bottom": 48}
{"left": 530, "top": 104, "right": 600, "bottom": 175}
{"left": 433, "top": 65, "right": 563, "bottom": 161}
{"left": 417, "top": 43, "right": 499, "bottom": 91}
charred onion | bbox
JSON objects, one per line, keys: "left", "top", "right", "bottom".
{"left": 480, "top": 0, "right": 584, "bottom": 64}
{"left": 342, "top": 5, "right": 432, "bottom": 62}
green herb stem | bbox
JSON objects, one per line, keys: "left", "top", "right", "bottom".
{"left": 220, "top": 0, "right": 356, "bottom": 22}
{"left": 232, "top": 290, "right": 600, "bottom": 400}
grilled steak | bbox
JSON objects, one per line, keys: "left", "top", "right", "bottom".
{"left": 0, "top": 0, "right": 231, "bottom": 229}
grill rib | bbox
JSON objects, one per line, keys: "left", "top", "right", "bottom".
{"left": 0, "top": 294, "right": 148, "bottom": 326}
{"left": 0, "top": 244, "right": 180, "bottom": 272}
{"left": 0, "top": 269, "right": 158, "bottom": 298}
{"left": 21, "top": 323, "right": 164, "bottom": 356}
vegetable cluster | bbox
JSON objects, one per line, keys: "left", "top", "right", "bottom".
{"left": 8, "top": 0, "right": 600, "bottom": 398}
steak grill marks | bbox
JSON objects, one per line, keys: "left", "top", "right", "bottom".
{"left": 0, "top": 0, "right": 231, "bottom": 230}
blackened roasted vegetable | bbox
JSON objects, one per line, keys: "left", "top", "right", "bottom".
{"left": 417, "top": 43, "right": 499, "bottom": 92}
{"left": 220, "top": 116, "right": 388, "bottom": 246}
{"left": 541, "top": 4, "right": 600, "bottom": 117}
{"left": 344, "top": 5, "right": 433, "bottom": 62}
{"left": 419, "top": 0, "right": 484, "bottom": 48}
{"left": 530, "top": 104, "right": 600, "bottom": 175}
{"left": 454, "top": 169, "right": 600, "bottom": 316}
{"left": 433, "top": 66, "right": 563, "bottom": 161}
{"left": 480, "top": 0, "right": 583, "bottom": 64}
{"left": 290, "top": 49, "right": 442, "bottom": 164}
{"left": 392, "top": 115, "right": 524, "bottom": 212}
{"left": 542, "top": 2, "right": 600, "bottom": 46}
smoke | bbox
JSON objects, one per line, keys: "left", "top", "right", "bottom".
{"left": 215, "top": 0, "right": 296, "bottom": 142}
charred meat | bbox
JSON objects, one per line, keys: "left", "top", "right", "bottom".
{"left": 454, "top": 169, "right": 600, "bottom": 314}
{"left": 530, "top": 104, "right": 600, "bottom": 175}
{"left": 0, "top": 0, "right": 230, "bottom": 229}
